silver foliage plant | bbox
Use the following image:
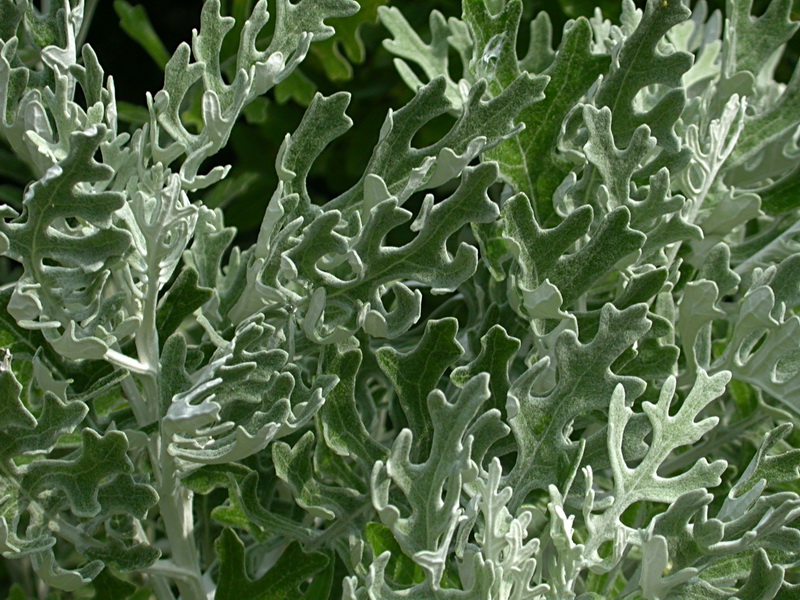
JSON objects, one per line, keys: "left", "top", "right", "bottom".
{"left": 0, "top": 0, "right": 799, "bottom": 597}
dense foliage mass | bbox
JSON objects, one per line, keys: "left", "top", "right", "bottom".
{"left": 0, "top": 0, "right": 799, "bottom": 598}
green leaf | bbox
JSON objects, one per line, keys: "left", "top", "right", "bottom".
{"left": 311, "top": 0, "right": 388, "bottom": 81}
{"left": 717, "top": 263, "right": 800, "bottom": 414}
{"left": 506, "top": 303, "right": 651, "bottom": 507}
{"left": 157, "top": 331, "right": 194, "bottom": 421}
{"left": 465, "top": 3, "right": 610, "bottom": 224}
{"left": 3, "top": 584, "right": 28, "bottom": 600}
{"left": 607, "top": 369, "right": 729, "bottom": 505}
{"left": 724, "top": 0, "right": 799, "bottom": 77}
{"left": 320, "top": 345, "right": 387, "bottom": 466}
{"left": 0, "top": 361, "right": 86, "bottom": 462}
{"left": 164, "top": 315, "right": 331, "bottom": 467}
{"left": 0, "top": 287, "right": 66, "bottom": 375}
{"left": 296, "top": 163, "right": 501, "bottom": 342}
{"left": 461, "top": 0, "right": 527, "bottom": 90}
{"left": 232, "top": 472, "right": 316, "bottom": 543}
{"left": 156, "top": 266, "right": 214, "bottom": 347}
{"left": 182, "top": 463, "right": 253, "bottom": 496}
{"left": 650, "top": 482, "right": 800, "bottom": 597}
{"left": 275, "top": 92, "right": 354, "bottom": 214}
{"left": 379, "top": 7, "right": 461, "bottom": 105}
{"left": 734, "top": 549, "right": 785, "bottom": 600}
{"left": 113, "top": 0, "right": 171, "bottom": 69}
{"left": 299, "top": 552, "right": 335, "bottom": 600}
{"left": 728, "top": 62, "right": 800, "bottom": 174}
{"left": 22, "top": 429, "right": 141, "bottom": 518}
{"left": 91, "top": 568, "right": 139, "bottom": 600}
{"left": 759, "top": 163, "right": 800, "bottom": 215}
{"left": 726, "top": 423, "right": 800, "bottom": 499}
{"left": 328, "top": 74, "right": 547, "bottom": 213}
{"left": 273, "top": 431, "right": 364, "bottom": 521}
{"left": 214, "top": 529, "right": 329, "bottom": 600}
{"left": 184, "top": 207, "right": 237, "bottom": 322}
{"left": 372, "top": 374, "right": 508, "bottom": 584}
{"left": 376, "top": 318, "right": 464, "bottom": 459}
{"left": 593, "top": 0, "right": 692, "bottom": 161}
{"left": 364, "top": 522, "right": 424, "bottom": 585}
{"left": 0, "top": 351, "right": 158, "bottom": 580}
{"left": 0, "top": 0, "right": 24, "bottom": 42}
{"left": 503, "top": 194, "right": 645, "bottom": 309}
{"left": 4, "top": 0, "right": 800, "bottom": 596}
{"left": 150, "top": 0, "right": 359, "bottom": 188}
{"left": 115, "top": 101, "right": 150, "bottom": 126}
{"left": 1, "top": 126, "right": 130, "bottom": 361}
{"left": 450, "top": 324, "right": 520, "bottom": 416}
{"left": 274, "top": 69, "right": 317, "bottom": 106}
{"left": 83, "top": 538, "right": 161, "bottom": 573}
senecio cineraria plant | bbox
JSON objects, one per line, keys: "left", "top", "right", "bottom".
{"left": 0, "top": 0, "right": 799, "bottom": 597}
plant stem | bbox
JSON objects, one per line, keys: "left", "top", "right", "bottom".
{"left": 137, "top": 261, "right": 207, "bottom": 600}
{"left": 154, "top": 432, "right": 207, "bottom": 600}
{"left": 143, "top": 381, "right": 207, "bottom": 600}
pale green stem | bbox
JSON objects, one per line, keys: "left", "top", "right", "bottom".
{"left": 153, "top": 429, "right": 207, "bottom": 600}
{"left": 105, "top": 348, "right": 152, "bottom": 376}
{"left": 135, "top": 264, "right": 162, "bottom": 412}
{"left": 120, "top": 374, "right": 151, "bottom": 433}
{"left": 136, "top": 262, "right": 207, "bottom": 600}
{"left": 151, "top": 577, "right": 178, "bottom": 600}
